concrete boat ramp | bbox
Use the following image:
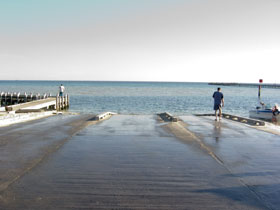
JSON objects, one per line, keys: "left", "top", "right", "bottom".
{"left": 1, "top": 114, "right": 280, "bottom": 209}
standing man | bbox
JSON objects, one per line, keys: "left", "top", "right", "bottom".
{"left": 59, "top": 84, "right": 65, "bottom": 97}
{"left": 213, "top": 87, "right": 224, "bottom": 121}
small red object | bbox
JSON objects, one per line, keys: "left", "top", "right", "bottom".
{"left": 259, "top": 79, "right": 263, "bottom": 83}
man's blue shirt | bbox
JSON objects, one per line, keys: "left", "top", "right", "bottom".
{"left": 213, "top": 91, "right": 223, "bottom": 105}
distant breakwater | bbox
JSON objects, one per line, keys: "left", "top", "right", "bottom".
{"left": 209, "top": 82, "right": 280, "bottom": 89}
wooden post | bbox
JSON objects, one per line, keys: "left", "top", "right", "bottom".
{"left": 56, "top": 94, "right": 59, "bottom": 111}
{"left": 0, "top": 92, "right": 3, "bottom": 106}
{"left": 59, "top": 95, "right": 62, "bottom": 110}
{"left": 36, "top": 93, "right": 40, "bottom": 100}
{"left": 4, "top": 92, "right": 7, "bottom": 106}
{"left": 61, "top": 96, "right": 64, "bottom": 109}
{"left": 67, "top": 94, "right": 69, "bottom": 108}
{"left": 28, "top": 93, "right": 32, "bottom": 102}
{"left": 59, "top": 97, "right": 61, "bottom": 110}
{"left": 258, "top": 79, "right": 263, "bottom": 99}
{"left": 63, "top": 95, "right": 65, "bottom": 109}
{"left": 24, "top": 92, "right": 27, "bottom": 103}
{"left": 16, "top": 92, "right": 20, "bottom": 104}
{"left": 64, "top": 94, "right": 68, "bottom": 109}
{"left": 9, "top": 93, "right": 13, "bottom": 105}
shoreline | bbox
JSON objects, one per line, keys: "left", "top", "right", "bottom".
{"left": 0, "top": 109, "right": 280, "bottom": 138}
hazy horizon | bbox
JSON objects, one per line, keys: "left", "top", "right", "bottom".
{"left": 1, "top": 79, "right": 279, "bottom": 85}
{"left": 1, "top": 0, "right": 279, "bottom": 83}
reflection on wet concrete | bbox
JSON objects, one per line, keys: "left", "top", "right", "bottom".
{"left": 213, "top": 121, "right": 222, "bottom": 142}
{"left": 181, "top": 115, "right": 280, "bottom": 210}
{"left": 0, "top": 114, "right": 96, "bottom": 193}
{"left": 1, "top": 115, "right": 279, "bottom": 209}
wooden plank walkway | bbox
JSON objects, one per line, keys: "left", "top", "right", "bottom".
{"left": 3, "top": 95, "right": 69, "bottom": 112}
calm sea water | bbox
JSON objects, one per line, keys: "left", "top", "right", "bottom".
{"left": 1, "top": 80, "right": 279, "bottom": 117}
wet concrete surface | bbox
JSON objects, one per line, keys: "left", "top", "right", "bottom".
{"left": 1, "top": 114, "right": 279, "bottom": 209}
{"left": 179, "top": 115, "right": 280, "bottom": 210}
{"left": 0, "top": 114, "right": 96, "bottom": 193}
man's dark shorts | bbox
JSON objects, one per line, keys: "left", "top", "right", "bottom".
{"left": 214, "top": 104, "right": 221, "bottom": 110}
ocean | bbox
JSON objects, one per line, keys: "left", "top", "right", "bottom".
{"left": 1, "top": 80, "right": 279, "bottom": 117}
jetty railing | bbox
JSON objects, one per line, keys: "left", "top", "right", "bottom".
{"left": 0, "top": 92, "right": 52, "bottom": 107}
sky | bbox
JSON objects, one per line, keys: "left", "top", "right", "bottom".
{"left": 0, "top": 0, "right": 280, "bottom": 83}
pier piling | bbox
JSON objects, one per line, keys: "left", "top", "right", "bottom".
{"left": 56, "top": 94, "right": 69, "bottom": 111}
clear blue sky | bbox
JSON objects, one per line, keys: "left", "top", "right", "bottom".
{"left": 1, "top": 0, "right": 280, "bottom": 83}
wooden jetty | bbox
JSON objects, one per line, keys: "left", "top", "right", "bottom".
{"left": 0, "top": 92, "right": 69, "bottom": 112}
